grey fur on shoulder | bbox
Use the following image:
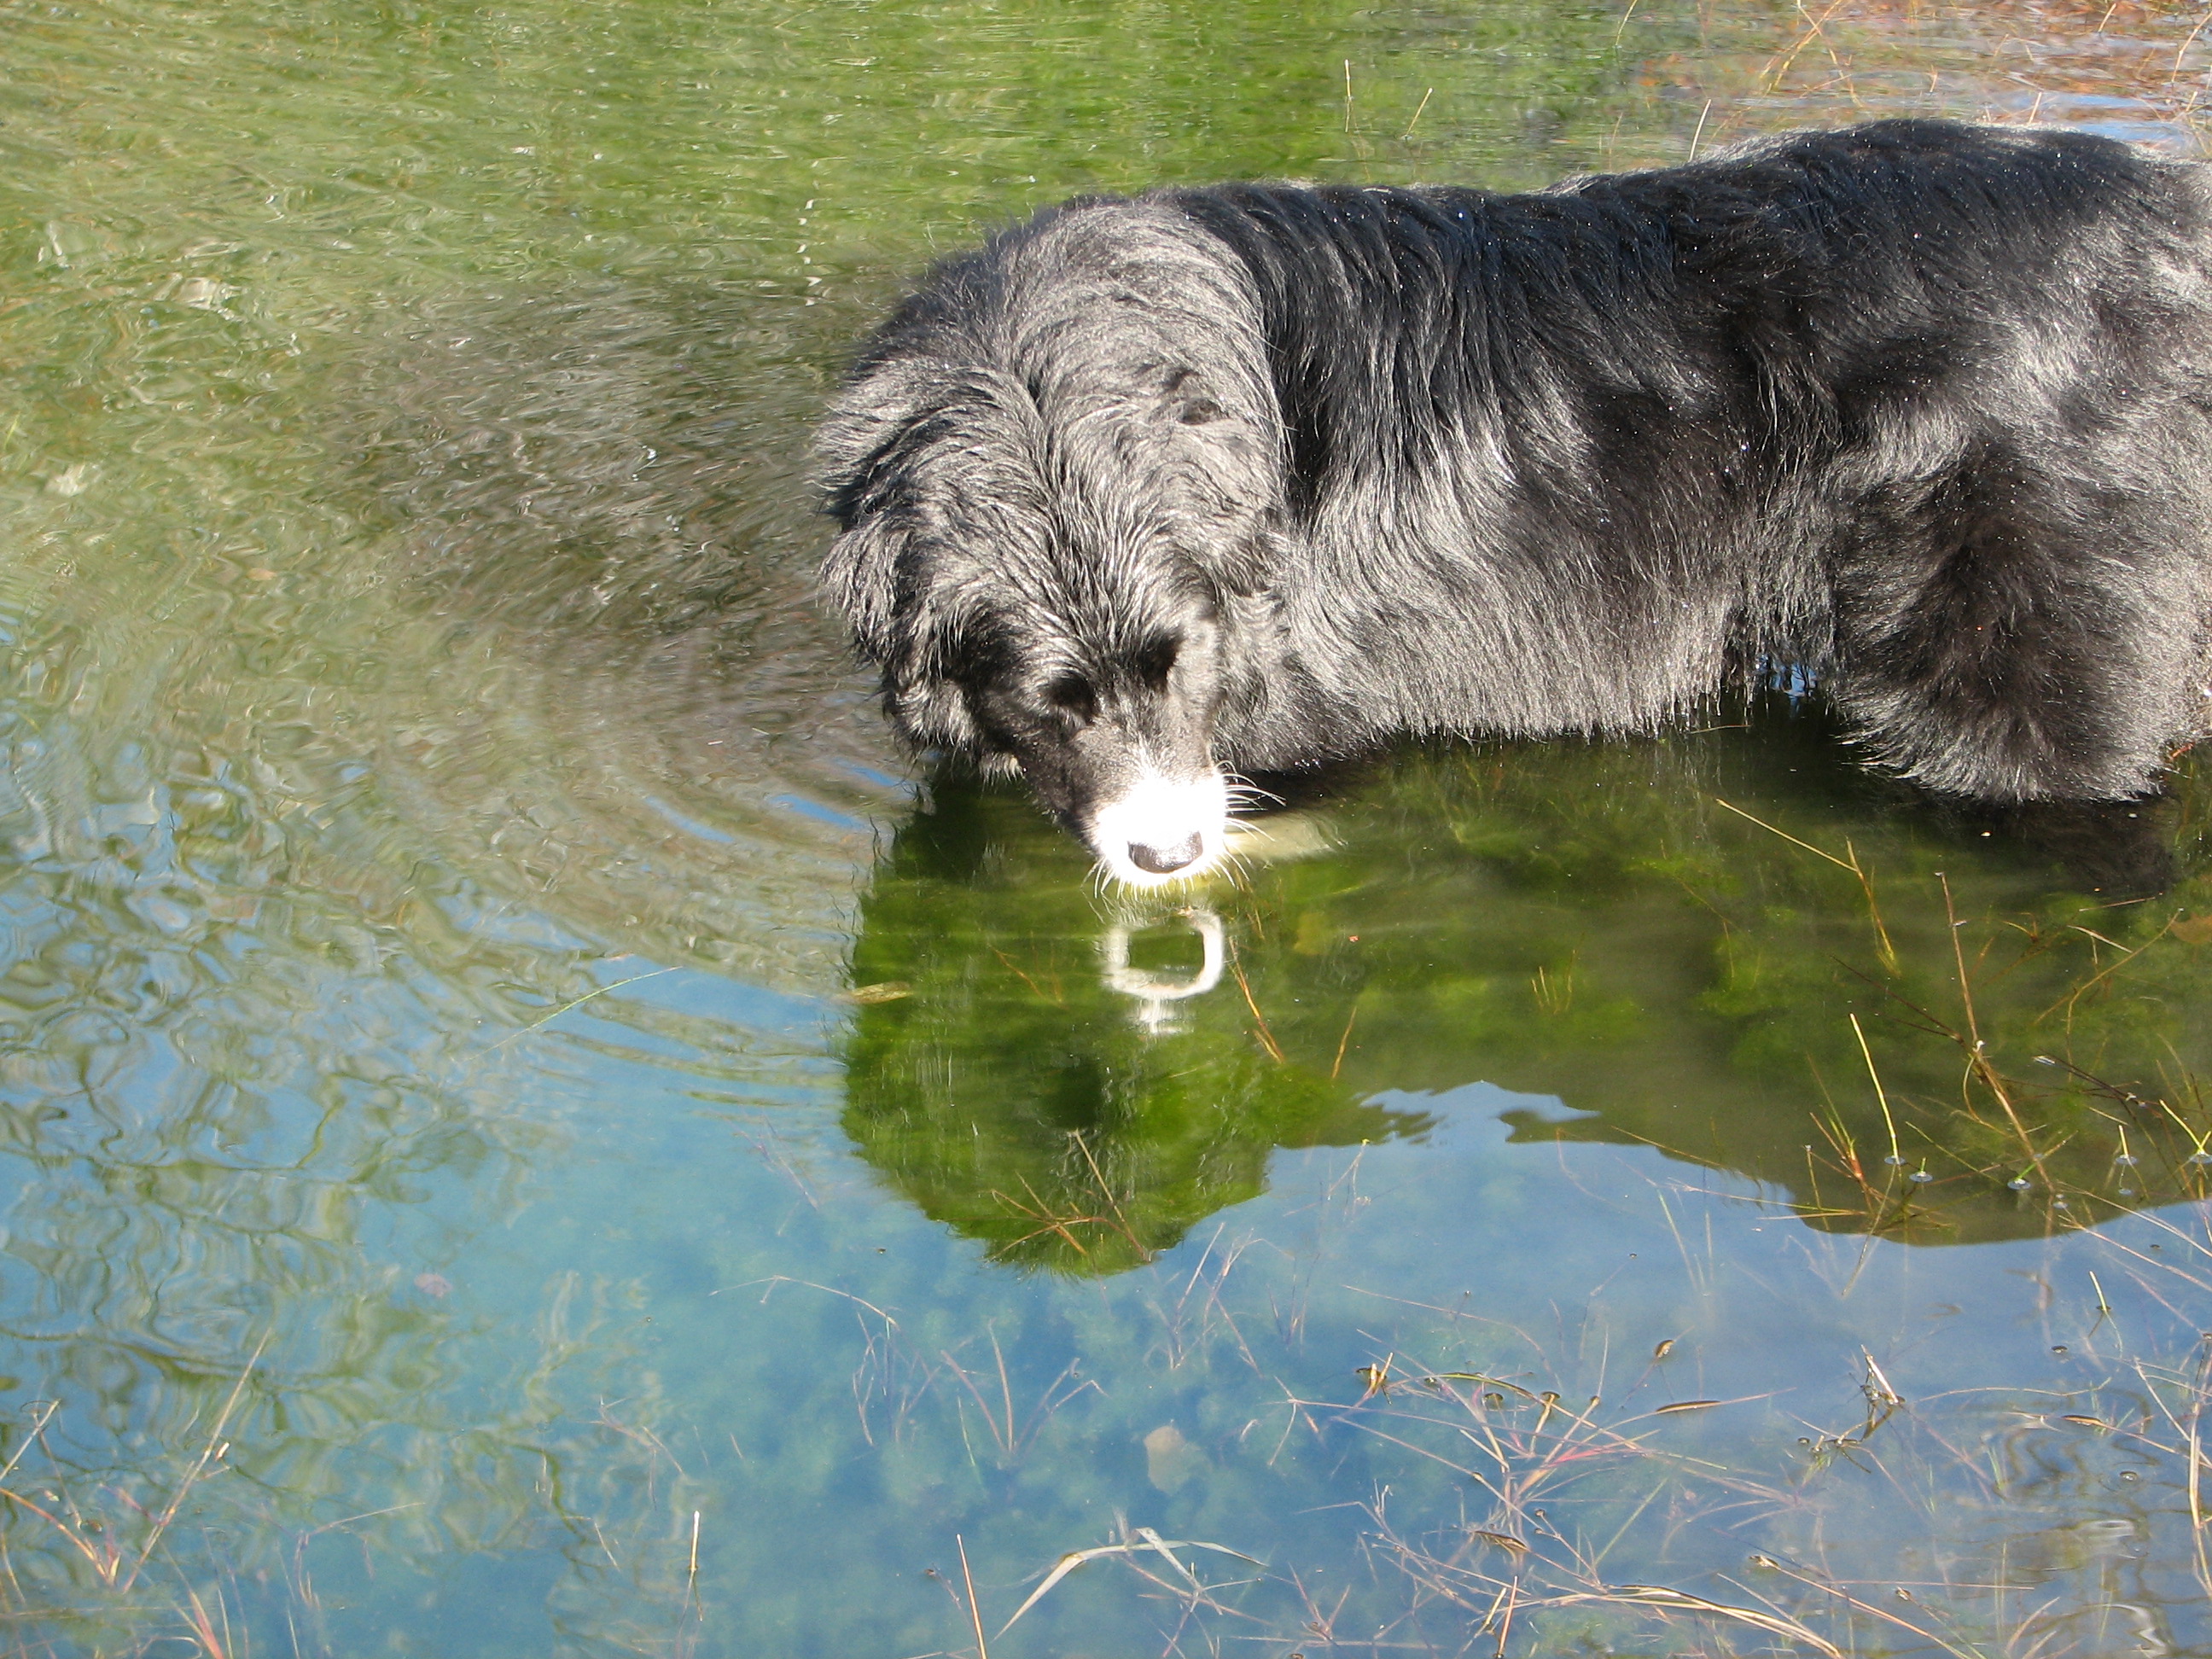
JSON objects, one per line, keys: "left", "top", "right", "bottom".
{"left": 817, "top": 119, "right": 2212, "bottom": 886}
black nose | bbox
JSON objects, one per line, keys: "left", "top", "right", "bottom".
{"left": 1128, "top": 835, "right": 1202, "bottom": 875}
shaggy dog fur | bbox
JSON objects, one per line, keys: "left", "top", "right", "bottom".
{"left": 816, "top": 119, "right": 2212, "bottom": 886}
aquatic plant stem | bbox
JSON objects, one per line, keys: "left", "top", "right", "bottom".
{"left": 1941, "top": 875, "right": 2051, "bottom": 1190}
{"left": 2035, "top": 917, "right": 2176, "bottom": 1027}
{"left": 490, "top": 966, "right": 677, "bottom": 1050}
{"left": 1330, "top": 1003, "right": 1359, "bottom": 1080}
{"left": 1230, "top": 959, "right": 1286, "bottom": 1063}
{"left": 958, "top": 1534, "right": 990, "bottom": 1659}
{"left": 1400, "top": 86, "right": 1434, "bottom": 139}
{"left": 2192, "top": 1371, "right": 2212, "bottom": 1599}
{"left": 1850, "top": 1012, "right": 1901, "bottom": 1167}
{"left": 1762, "top": 0, "right": 1856, "bottom": 93}
{"left": 1709, "top": 797, "right": 1895, "bottom": 969}
{"left": 121, "top": 1334, "right": 268, "bottom": 1594}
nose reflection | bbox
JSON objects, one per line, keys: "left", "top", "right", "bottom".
{"left": 1128, "top": 835, "right": 1202, "bottom": 875}
{"left": 1100, "top": 908, "right": 1225, "bottom": 1033}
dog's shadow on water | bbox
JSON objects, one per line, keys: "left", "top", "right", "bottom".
{"left": 840, "top": 701, "right": 2212, "bottom": 1271}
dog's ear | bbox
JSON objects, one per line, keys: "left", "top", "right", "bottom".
{"left": 818, "top": 516, "right": 903, "bottom": 662}
{"left": 815, "top": 357, "right": 939, "bottom": 514}
{"left": 816, "top": 357, "right": 946, "bottom": 662}
{"left": 888, "top": 669, "right": 982, "bottom": 753}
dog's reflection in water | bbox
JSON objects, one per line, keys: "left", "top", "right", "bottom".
{"left": 1099, "top": 908, "right": 1225, "bottom": 1035}
{"left": 1096, "top": 807, "right": 1340, "bottom": 1032}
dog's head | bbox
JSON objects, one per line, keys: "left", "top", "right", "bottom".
{"left": 816, "top": 201, "right": 1284, "bottom": 887}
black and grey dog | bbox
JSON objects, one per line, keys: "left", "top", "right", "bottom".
{"left": 817, "top": 120, "right": 2212, "bottom": 887}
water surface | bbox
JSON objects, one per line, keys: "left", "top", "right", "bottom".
{"left": 7, "top": 1, "right": 2212, "bottom": 1653}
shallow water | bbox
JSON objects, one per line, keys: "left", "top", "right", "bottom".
{"left": 9, "top": 1, "right": 2212, "bottom": 1654}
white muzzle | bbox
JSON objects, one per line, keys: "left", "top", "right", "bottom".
{"left": 1086, "top": 767, "right": 1231, "bottom": 887}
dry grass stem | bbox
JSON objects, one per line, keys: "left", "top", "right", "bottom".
{"left": 119, "top": 1336, "right": 267, "bottom": 1595}
{"left": 998, "top": 1528, "right": 1263, "bottom": 1635}
{"left": 958, "top": 1533, "right": 989, "bottom": 1659}
{"left": 1230, "top": 958, "right": 1287, "bottom": 1063}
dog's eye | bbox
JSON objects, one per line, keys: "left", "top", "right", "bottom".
{"left": 1043, "top": 674, "right": 1097, "bottom": 722}
{"left": 1178, "top": 399, "right": 1224, "bottom": 425}
{"left": 1134, "top": 637, "right": 1179, "bottom": 688}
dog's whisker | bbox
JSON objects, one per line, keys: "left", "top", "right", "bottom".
{"left": 1219, "top": 771, "right": 1284, "bottom": 809}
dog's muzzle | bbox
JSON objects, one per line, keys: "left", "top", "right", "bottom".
{"left": 1086, "top": 769, "right": 1231, "bottom": 887}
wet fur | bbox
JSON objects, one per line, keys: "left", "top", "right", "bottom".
{"left": 817, "top": 120, "right": 2212, "bottom": 882}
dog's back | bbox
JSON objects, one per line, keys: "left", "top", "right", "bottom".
{"left": 1160, "top": 123, "right": 2212, "bottom": 795}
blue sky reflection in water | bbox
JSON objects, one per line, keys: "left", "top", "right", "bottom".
{"left": 8, "top": 0, "right": 2212, "bottom": 1652}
